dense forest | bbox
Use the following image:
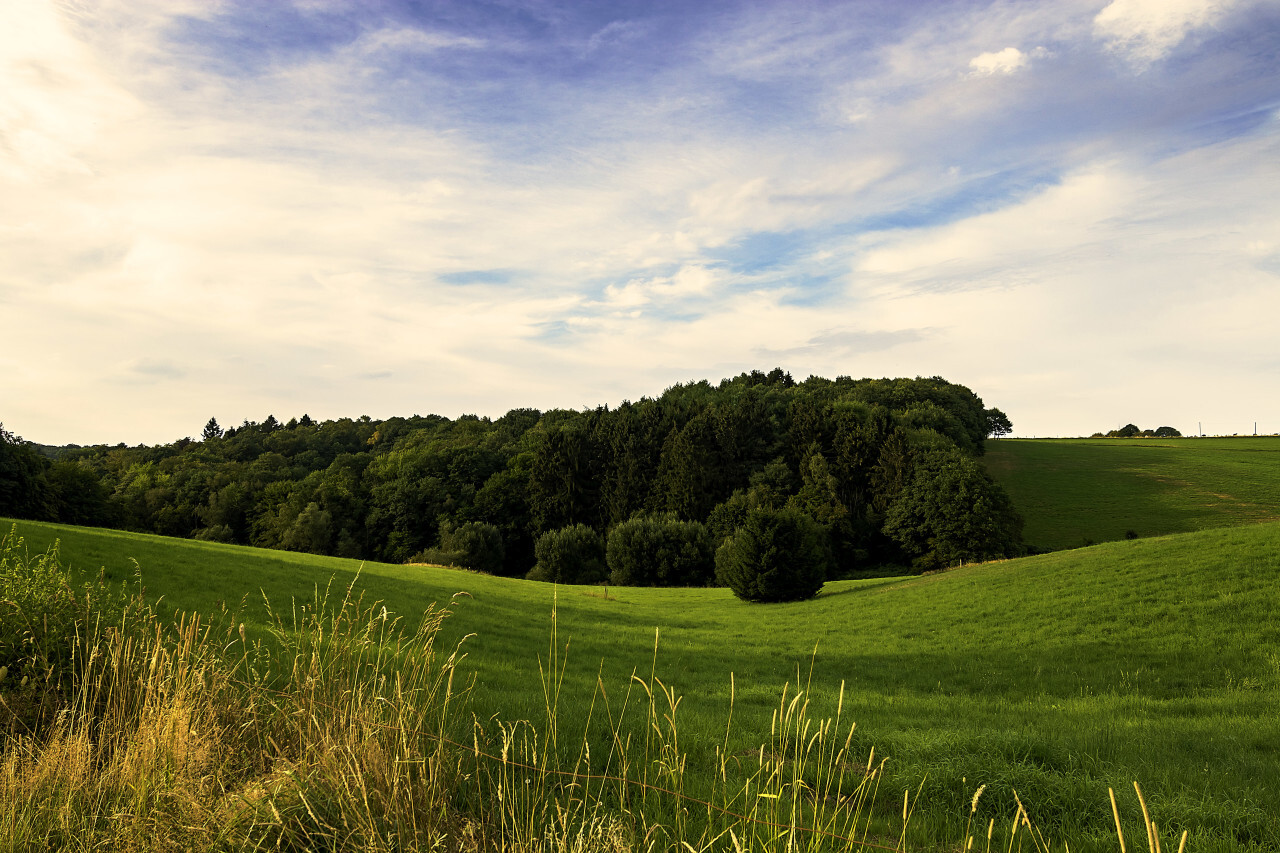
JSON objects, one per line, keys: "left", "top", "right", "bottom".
{"left": 1, "top": 370, "right": 1023, "bottom": 582}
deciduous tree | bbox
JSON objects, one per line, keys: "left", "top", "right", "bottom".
{"left": 527, "top": 524, "right": 607, "bottom": 584}
{"left": 881, "top": 448, "right": 1023, "bottom": 571}
{"left": 606, "top": 515, "right": 714, "bottom": 587}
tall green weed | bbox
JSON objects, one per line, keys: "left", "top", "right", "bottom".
{"left": 0, "top": 525, "right": 147, "bottom": 695}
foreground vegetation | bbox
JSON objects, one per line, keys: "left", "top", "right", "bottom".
{"left": 1, "top": 526, "right": 1191, "bottom": 852}
{"left": 5, "top": 518, "right": 1278, "bottom": 850}
{"left": 983, "top": 437, "right": 1280, "bottom": 551}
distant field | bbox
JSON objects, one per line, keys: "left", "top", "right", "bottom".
{"left": 5, "top": 517, "right": 1279, "bottom": 850}
{"left": 983, "top": 437, "right": 1280, "bottom": 551}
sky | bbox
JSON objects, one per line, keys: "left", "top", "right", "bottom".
{"left": 3, "top": 0, "right": 1279, "bottom": 446}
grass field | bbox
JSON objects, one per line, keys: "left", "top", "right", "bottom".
{"left": 5, "top": 517, "right": 1279, "bottom": 851}
{"left": 983, "top": 437, "right": 1280, "bottom": 551}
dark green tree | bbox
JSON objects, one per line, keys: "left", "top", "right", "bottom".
{"left": 881, "top": 448, "right": 1023, "bottom": 571}
{"left": 606, "top": 515, "right": 714, "bottom": 587}
{"left": 47, "top": 461, "right": 110, "bottom": 526}
{"left": 197, "top": 481, "right": 252, "bottom": 544}
{"left": 714, "top": 387, "right": 779, "bottom": 492}
{"left": 201, "top": 418, "right": 223, "bottom": 441}
{"left": 706, "top": 483, "right": 788, "bottom": 548}
{"left": 657, "top": 410, "right": 725, "bottom": 521}
{"left": 281, "top": 501, "right": 335, "bottom": 554}
{"left": 714, "top": 507, "right": 829, "bottom": 603}
{"left": 471, "top": 458, "right": 535, "bottom": 576}
{"left": 439, "top": 520, "right": 505, "bottom": 575}
{"left": 364, "top": 454, "right": 448, "bottom": 563}
{"left": 828, "top": 403, "right": 888, "bottom": 513}
{"left": 788, "top": 445, "right": 862, "bottom": 576}
{"left": 851, "top": 377, "right": 990, "bottom": 454}
{"left": 529, "top": 424, "right": 600, "bottom": 533}
{"left": 597, "top": 401, "right": 665, "bottom": 525}
{"left": 984, "top": 408, "right": 1013, "bottom": 439}
{"left": 0, "top": 424, "right": 52, "bottom": 520}
{"left": 527, "top": 523, "right": 607, "bottom": 584}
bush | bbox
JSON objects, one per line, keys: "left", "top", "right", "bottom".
{"left": 0, "top": 526, "right": 144, "bottom": 691}
{"left": 444, "top": 521, "right": 505, "bottom": 574}
{"left": 606, "top": 516, "right": 715, "bottom": 587}
{"left": 526, "top": 524, "right": 606, "bottom": 584}
{"left": 410, "top": 521, "right": 505, "bottom": 574}
{"left": 714, "top": 508, "right": 829, "bottom": 603}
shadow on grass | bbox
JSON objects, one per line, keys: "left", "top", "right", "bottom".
{"left": 818, "top": 578, "right": 910, "bottom": 599}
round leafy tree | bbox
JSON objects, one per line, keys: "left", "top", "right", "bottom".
{"left": 527, "top": 523, "right": 607, "bottom": 584}
{"left": 881, "top": 448, "right": 1023, "bottom": 571}
{"left": 715, "top": 507, "right": 829, "bottom": 603}
{"left": 607, "top": 515, "right": 714, "bottom": 587}
{"left": 440, "top": 521, "right": 505, "bottom": 575}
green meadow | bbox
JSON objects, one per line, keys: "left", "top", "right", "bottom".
{"left": 983, "top": 437, "right": 1280, "bottom": 551}
{"left": 5, "top": 516, "right": 1279, "bottom": 851}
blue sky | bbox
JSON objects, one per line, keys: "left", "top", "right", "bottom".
{"left": 3, "top": 0, "right": 1279, "bottom": 444}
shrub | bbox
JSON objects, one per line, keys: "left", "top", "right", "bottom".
{"left": 193, "top": 524, "right": 235, "bottom": 543}
{"left": 444, "top": 521, "right": 505, "bottom": 574}
{"left": 0, "top": 526, "right": 144, "bottom": 691}
{"left": 527, "top": 524, "right": 606, "bottom": 584}
{"left": 606, "top": 516, "right": 715, "bottom": 587}
{"left": 410, "top": 521, "right": 505, "bottom": 574}
{"left": 408, "top": 547, "right": 461, "bottom": 567}
{"left": 714, "top": 508, "right": 829, "bottom": 603}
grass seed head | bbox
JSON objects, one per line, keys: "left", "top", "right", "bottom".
{"left": 971, "top": 784, "right": 987, "bottom": 814}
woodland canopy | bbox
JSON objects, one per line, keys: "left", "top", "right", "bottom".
{"left": 1, "top": 371, "right": 1023, "bottom": 581}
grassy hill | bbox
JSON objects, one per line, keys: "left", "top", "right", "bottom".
{"left": 983, "top": 437, "right": 1280, "bottom": 551}
{"left": 5, "top": 517, "right": 1279, "bottom": 850}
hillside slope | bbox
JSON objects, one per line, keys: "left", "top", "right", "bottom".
{"left": 6, "top": 517, "right": 1279, "bottom": 850}
{"left": 983, "top": 437, "right": 1280, "bottom": 551}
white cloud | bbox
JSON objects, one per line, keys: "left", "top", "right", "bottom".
{"left": 968, "top": 47, "right": 1029, "bottom": 75}
{"left": 601, "top": 265, "right": 722, "bottom": 310}
{"left": 1093, "top": 0, "right": 1236, "bottom": 66}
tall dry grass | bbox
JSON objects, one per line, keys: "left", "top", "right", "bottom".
{"left": 0, "top": 532, "right": 1188, "bottom": 852}
{"left": 2, "top": 524, "right": 467, "bottom": 851}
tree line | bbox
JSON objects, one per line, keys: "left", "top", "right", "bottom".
{"left": 1093, "top": 424, "right": 1181, "bottom": 438}
{"left": 1, "top": 371, "right": 1024, "bottom": 584}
